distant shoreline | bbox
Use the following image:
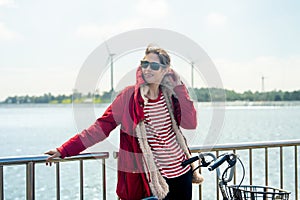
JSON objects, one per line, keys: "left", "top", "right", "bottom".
{"left": 1, "top": 101, "right": 300, "bottom": 107}
{"left": 1, "top": 88, "right": 299, "bottom": 104}
{"left": 198, "top": 101, "right": 300, "bottom": 106}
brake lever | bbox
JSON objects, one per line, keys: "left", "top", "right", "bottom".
{"left": 199, "top": 153, "right": 212, "bottom": 167}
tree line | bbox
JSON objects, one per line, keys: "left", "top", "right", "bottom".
{"left": 1, "top": 91, "right": 113, "bottom": 104}
{"left": 191, "top": 88, "right": 300, "bottom": 102}
{"left": 1, "top": 88, "right": 300, "bottom": 104}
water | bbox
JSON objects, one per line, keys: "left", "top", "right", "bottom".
{"left": 0, "top": 103, "right": 299, "bottom": 199}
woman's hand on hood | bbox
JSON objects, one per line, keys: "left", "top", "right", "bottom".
{"left": 162, "top": 68, "right": 182, "bottom": 90}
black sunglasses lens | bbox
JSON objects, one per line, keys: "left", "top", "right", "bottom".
{"left": 140, "top": 61, "right": 163, "bottom": 70}
{"left": 141, "top": 61, "right": 149, "bottom": 68}
{"left": 149, "top": 63, "right": 160, "bottom": 70}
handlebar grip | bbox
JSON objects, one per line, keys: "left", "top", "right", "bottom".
{"left": 208, "top": 154, "right": 230, "bottom": 171}
{"left": 182, "top": 156, "right": 199, "bottom": 167}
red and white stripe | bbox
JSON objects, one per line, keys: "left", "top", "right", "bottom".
{"left": 144, "top": 92, "right": 190, "bottom": 178}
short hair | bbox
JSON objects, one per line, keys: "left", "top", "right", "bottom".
{"left": 145, "top": 44, "right": 171, "bottom": 66}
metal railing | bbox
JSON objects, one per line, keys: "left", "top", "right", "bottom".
{"left": 190, "top": 139, "right": 300, "bottom": 200}
{"left": 1, "top": 139, "right": 299, "bottom": 200}
{"left": 0, "top": 152, "right": 109, "bottom": 200}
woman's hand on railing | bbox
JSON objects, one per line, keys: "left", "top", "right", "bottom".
{"left": 45, "top": 149, "right": 61, "bottom": 166}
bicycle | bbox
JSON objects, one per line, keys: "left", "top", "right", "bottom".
{"left": 182, "top": 152, "right": 291, "bottom": 200}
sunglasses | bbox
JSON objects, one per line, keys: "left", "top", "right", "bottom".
{"left": 140, "top": 60, "right": 167, "bottom": 71}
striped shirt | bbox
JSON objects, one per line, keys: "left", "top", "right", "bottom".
{"left": 144, "top": 91, "right": 191, "bottom": 178}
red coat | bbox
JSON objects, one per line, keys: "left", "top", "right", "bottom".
{"left": 57, "top": 69, "right": 197, "bottom": 200}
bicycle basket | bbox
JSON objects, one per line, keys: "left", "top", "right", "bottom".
{"left": 226, "top": 185, "right": 290, "bottom": 200}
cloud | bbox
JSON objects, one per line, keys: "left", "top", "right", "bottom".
{"left": 75, "top": 0, "right": 170, "bottom": 40}
{"left": 0, "top": 0, "right": 15, "bottom": 7}
{"left": 205, "top": 12, "right": 228, "bottom": 27}
{"left": 0, "top": 22, "right": 22, "bottom": 41}
{"left": 214, "top": 56, "right": 300, "bottom": 92}
{"left": 135, "top": 0, "right": 169, "bottom": 19}
{"left": 0, "top": 66, "right": 78, "bottom": 101}
{"left": 75, "top": 19, "right": 141, "bottom": 40}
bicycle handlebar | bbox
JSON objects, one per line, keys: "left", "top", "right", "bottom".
{"left": 208, "top": 154, "right": 230, "bottom": 171}
{"left": 182, "top": 153, "right": 237, "bottom": 171}
{"left": 182, "top": 156, "right": 199, "bottom": 167}
{"left": 181, "top": 152, "right": 242, "bottom": 200}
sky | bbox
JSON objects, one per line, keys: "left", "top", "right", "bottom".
{"left": 0, "top": 0, "right": 300, "bottom": 101}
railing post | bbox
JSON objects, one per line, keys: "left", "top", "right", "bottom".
{"left": 0, "top": 165, "right": 3, "bottom": 200}
{"left": 26, "top": 162, "right": 35, "bottom": 200}
{"left": 198, "top": 158, "right": 202, "bottom": 200}
{"left": 102, "top": 159, "right": 106, "bottom": 200}
{"left": 265, "top": 147, "right": 268, "bottom": 186}
{"left": 295, "top": 146, "right": 298, "bottom": 200}
{"left": 199, "top": 180, "right": 202, "bottom": 200}
{"left": 233, "top": 149, "right": 236, "bottom": 185}
{"left": 80, "top": 160, "right": 84, "bottom": 200}
{"left": 249, "top": 148, "right": 253, "bottom": 185}
{"left": 56, "top": 162, "right": 60, "bottom": 200}
{"left": 216, "top": 150, "right": 219, "bottom": 200}
{"left": 280, "top": 146, "right": 283, "bottom": 189}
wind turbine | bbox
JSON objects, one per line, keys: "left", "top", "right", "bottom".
{"left": 103, "top": 41, "right": 116, "bottom": 92}
{"left": 109, "top": 53, "right": 116, "bottom": 92}
{"left": 261, "top": 75, "right": 268, "bottom": 92}
{"left": 191, "top": 62, "right": 194, "bottom": 88}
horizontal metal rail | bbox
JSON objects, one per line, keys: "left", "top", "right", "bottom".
{"left": 190, "top": 139, "right": 300, "bottom": 200}
{"left": 1, "top": 139, "right": 299, "bottom": 200}
{"left": 0, "top": 152, "right": 109, "bottom": 200}
{"left": 189, "top": 139, "right": 300, "bottom": 152}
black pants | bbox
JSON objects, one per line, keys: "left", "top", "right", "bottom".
{"left": 163, "top": 169, "right": 193, "bottom": 200}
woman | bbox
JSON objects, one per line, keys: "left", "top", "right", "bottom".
{"left": 46, "top": 45, "right": 203, "bottom": 200}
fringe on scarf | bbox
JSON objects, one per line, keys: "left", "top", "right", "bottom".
{"left": 135, "top": 85, "right": 204, "bottom": 199}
